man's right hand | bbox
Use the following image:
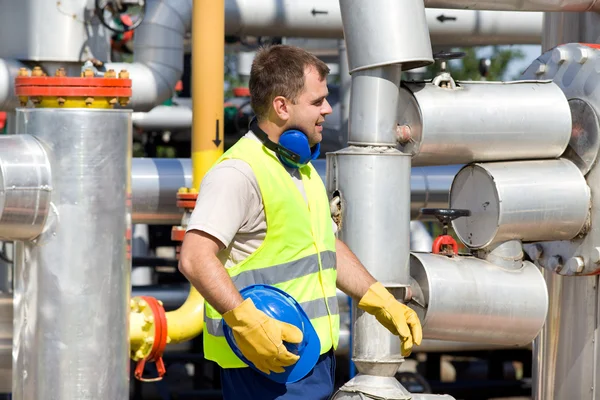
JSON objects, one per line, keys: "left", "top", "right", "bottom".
{"left": 222, "top": 298, "right": 303, "bottom": 374}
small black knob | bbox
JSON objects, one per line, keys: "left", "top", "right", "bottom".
{"left": 421, "top": 208, "right": 471, "bottom": 233}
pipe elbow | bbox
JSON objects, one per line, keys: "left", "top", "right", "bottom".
{"left": 165, "top": 286, "right": 204, "bottom": 344}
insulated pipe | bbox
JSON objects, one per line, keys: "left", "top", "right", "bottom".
{"left": 423, "top": 0, "right": 600, "bottom": 11}
{"left": 224, "top": 0, "right": 542, "bottom": 45}
{"left": 105, "top": 0, "right": 193, "bottom": 111}
{"left": 131, "top": 158, "right": 458, "bottom": 225}
{"left": 13, "top": 109, "right": 131, "bottom": 400}
{"left": 0, "top": 59, "right": 28, "bottom": 112}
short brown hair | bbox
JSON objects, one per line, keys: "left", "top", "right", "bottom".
{"left": 249, "top": 45, "right": 330, "bottom": 120}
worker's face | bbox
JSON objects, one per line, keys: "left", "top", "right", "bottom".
{"left": 287, "top": 66, "right": 333, "bottom": 147}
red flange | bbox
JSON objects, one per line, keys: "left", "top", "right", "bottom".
{"left": 134, "top": 296, "right": 168, "bottom": 382}
{"left": 15, "top": 76, "right": 132, "bottom": 98}
{"left": 176, "top": 192, "right": 198, "bottom": 209}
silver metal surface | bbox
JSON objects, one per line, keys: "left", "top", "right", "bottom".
{"left": 475, "top": 240, "right": 523, "bottom": 270}
{"left": 520, "top": 44, "right": 600, "bottom": 277}
{"left": 225, "top": 0, "right": 542, "bottom": 44}
{"left": 532, "top": 270, "right": 597, "bottom": 400}
{"left": 542, "top": 12, "right": 600, "bottom": 51}
{"left": 105, "top": 0, "right": 193, "bottom": 111}
{"left": 339, "top": 0, "right": 433, "bottom": 72}
{"left": 423, "top": 0, "right": 600, "bottom": 11}
{"left": 0, "top": 294, "right": 11, "bottom": 393}
{"left": 132, "top": 158, "right": 191, "bottom": 224}
{"left": 13, "top": 109, "right": 131, "bottom": 400}
{"left": 562, "top": 98, "right": 600, "bottom": 175}
{"left": 327, "top": 148, "right": 411, "bottom": 286}
{"left": 0, "top": 135, "right": 51, "bottom": 241}
{"left": 398, "top": 81, "right": 572, "bottom": 166}
{"left": 348, "top": 65, "right": 402, "bottom": 145}
{"left": 0, "top": 59, "right": 28, "bottom": 111}
{"left": 410, "top": 252, "right": 548, "bottom": 345}
{"left": 0, "top": 0, "right": 110, "bottom": 62}
{"left": 450, "top": 159, "right": 590, "bottom": 249}
{"left": 332, "top": 374, "right": 455, "bottom": 400}
{"left": 130, "top": 158, "right": 455, "bottom": 225}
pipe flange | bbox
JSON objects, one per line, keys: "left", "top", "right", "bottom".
{"left": 130, "top": 296, "right": 169, "bottom": 382}
{"left": 522, "top": 43, "right": 600, "bottom": 276}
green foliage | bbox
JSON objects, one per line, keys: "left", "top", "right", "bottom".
{"left": 419, "top": 46, "right": 525, "bottom": 81}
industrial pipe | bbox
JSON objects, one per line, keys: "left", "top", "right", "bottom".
{"left": 450, "top": 159, "right": 590, "bottom": 249}
{"left": 224, "top": 0, "right": 542, "bottom": 45}
{"left": 398, "top": 80, "right": 572, "bottom": 166}
{"left": 0, "top": 135, "right": 51, "bottom": 241}
{"left": 423, "top": 0, "right": 600, "bottom": 11}
{"left": 409, "top": 252, "right": 548, "bottom": 345}
{"left": 13, "top": 108, "right": 132, "bottom": 399}
{"left": 131, "top": 158, "right": 458, "bottom": 225}
{"left": 105, "top": 0, "right": 193, "bottom": 111}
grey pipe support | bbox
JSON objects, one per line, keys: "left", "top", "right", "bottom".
{"left": 105, "top": 0, "right": 192, "bottom": 111}
{"left": 475, "top": 240, "right": 524, "bottom": 270}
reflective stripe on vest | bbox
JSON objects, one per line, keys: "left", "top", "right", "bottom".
{"left": 203, "top": 137, "right": 339, "bottom": 369}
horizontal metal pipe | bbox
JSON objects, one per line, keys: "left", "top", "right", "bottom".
{"left": 410, "top": 252, "right": 548, "bottom": 346}
{"left": 131, "top": 158, "right": 455, "bottom": 225}
{"left": 399, "top": 80, "right": 572, "bottom": 167}
{"left": 450, "top": 159, "right": 590, "bottom": 249}
{"left": 225, "top": 0, "right": 542, "bottom": 44}
{"left": 423, "top": 0, "right": 600, "bottom": 11}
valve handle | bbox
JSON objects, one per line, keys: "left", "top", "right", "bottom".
{"left": 420, "top": 208, "right": 471, "bottom": 227}
{"left": 433, "top": 50, "right": 466, "bottom": 61}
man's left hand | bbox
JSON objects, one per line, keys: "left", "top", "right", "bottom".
{"left": 358, "top": 281, "right": 423, "bottom": 357}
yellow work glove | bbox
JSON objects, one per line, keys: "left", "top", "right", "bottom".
{"left": 358, "top": 281, "right": 423, "bottom": 357}
{"left": 222, "top": 298, "right": 303, "bottom": 374}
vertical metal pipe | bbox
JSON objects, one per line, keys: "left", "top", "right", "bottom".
{"left": 12, "top": 109, "right": 131, "bottom": 400}
{"left": 192, "top": 0, "right": 224, "bottom": 190}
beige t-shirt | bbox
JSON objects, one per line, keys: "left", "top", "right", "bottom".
{"left": 187, "top": 131, "right": 336, "bottom": 268}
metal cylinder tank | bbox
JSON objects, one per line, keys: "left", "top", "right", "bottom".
{"left": 398, "top": 81, "right": 572, "bottom": 166}
{"left": 0, "top": 135, "right": 51, "bottom": 241}
{"left": 410, "top": 252, "right": 548, "bottom": 345}
{"left": 327, "top": 148, "right": 412, "bottom": 286}
{"left": 450, "top": 159, "right": 590, "bottom": 249}
{"left": 12, "top": 109, "right": 131, "bottom": 400}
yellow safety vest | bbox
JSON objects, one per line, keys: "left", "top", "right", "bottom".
{"left": 203, "top": 137, "right": 339, "bottom": 368}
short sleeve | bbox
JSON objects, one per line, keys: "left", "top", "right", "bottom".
{"left": 186, "top": 160, "right": 260, "bottom": 248}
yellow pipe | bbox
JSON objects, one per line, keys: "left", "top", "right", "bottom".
{"left": 191, "top": 0, "right": 225, "bottom": 190}
{"left": 165, "top": 286, "right": 205, "bottom": 344}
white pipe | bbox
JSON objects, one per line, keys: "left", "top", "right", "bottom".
{"left": 0, "top": 59, "right": 28, "bottom": 112}
{"left": 423, "top": 0, "right": 600, "bottom": 11}
{"left": 132, "top": 105, "right": 192, "bottom": 131}
{"left": 224, "top": 0, "right": 542, "bottom": 44}
{"left": 105, "top": 0, "right": 193, "bottom": 111}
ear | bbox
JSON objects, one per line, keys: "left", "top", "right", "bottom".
{"left": 272, "top": 95, "right": 291, "bottom": 121}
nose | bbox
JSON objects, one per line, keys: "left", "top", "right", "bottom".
{"left": 322, "top": 98, "right": 333, "bottom": 116}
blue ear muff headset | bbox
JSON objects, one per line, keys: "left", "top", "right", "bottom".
{"left": 250, "top": 117, "right": 320, "bottom": 169}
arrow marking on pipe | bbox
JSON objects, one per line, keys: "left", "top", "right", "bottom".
{"left": 311, "top": 8, "right": 328, "bottom": 16}
{"left": 213, "top": 120, "right": 221, "bottom": 147}
{"left": 436, "top": 14, "right": 457, "bottom": 23}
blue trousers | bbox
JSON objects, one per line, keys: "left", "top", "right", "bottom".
{"left": 221, "top": 349, "right": 336, "bottom": 400}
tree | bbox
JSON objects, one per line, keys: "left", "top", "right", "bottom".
{"left": 417, "top": 46, "right": 525, "bottom": 81}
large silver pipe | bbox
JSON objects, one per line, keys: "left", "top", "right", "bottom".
{"left": 13, "top": 109, "right": 131, "bottom": 400}
{"left": 410, "top": 253, "right": 548, "bottom": 345}
{"left": 105, "top": 0, "right": 193, "bottom": 111}
{"left": 423, "top": 0, "right": 600, "bottom": 11}
{"left": 450, "top": 159, "right": 590, "bottom": 249}
{"left": 399, "top": 81, "right": 572, "bottom": 167}
{"left": 225, "top": 0, "right": 542, "bottom": 44}
{"left": 131, "top": 158, "right": 456, "bottom": 224}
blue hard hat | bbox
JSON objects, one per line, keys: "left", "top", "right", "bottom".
{"left": 222, "top": 284, "right": 321, "bottom": 384}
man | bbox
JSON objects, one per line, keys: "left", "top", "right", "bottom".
{"left": 179, "top": 45, "right": 422, "bottom": 400}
